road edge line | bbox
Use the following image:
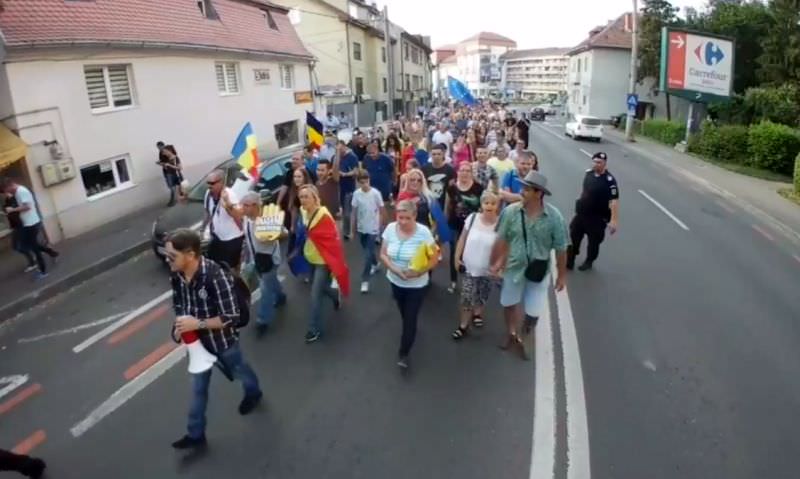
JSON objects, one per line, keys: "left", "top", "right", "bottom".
{"left": 529, "top": 292, "right": 556, "bottom": 479}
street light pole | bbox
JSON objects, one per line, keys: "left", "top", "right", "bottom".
{"left": 383, "top": 5, "right": 394, "bottom": 121}
{"left": 625, "top": 0, "right": 638, "bottom": 142}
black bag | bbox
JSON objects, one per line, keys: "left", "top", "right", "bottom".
{"left": 519, "top": 209, "right": 549, "bottom": 283}
{"left": 217, "top": 262, "right": 252, "bottom": 328}
{"left": 246, "top": 222, "right": 277, "bottom": 274}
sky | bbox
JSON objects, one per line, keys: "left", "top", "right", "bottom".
{"left": 374, "top": 0, "right": 709, "bottom": 50}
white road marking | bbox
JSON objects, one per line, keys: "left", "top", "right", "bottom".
{"left": 637, "top": 190, "right": 690, "bottom": 231}
{"left": 579, "top": 149, "right": 593, "bottom": 158}
{"left": 752, "top": 224, "right": 775, "bottom": 242}
{"left": 72, "top": 291, "right": 171, "bottom": 354}
{"left": 529, "top": 294, "right": 556, "bottom": 479}
{"left": 550, "top": 252, "right": 592, "bottom": 479}
{"left": 536, "top": 123, "right": 567, "bottom": 141}
{"left": 70, "top": 346, "right": 185, "bottom": 438}
{"left": 0, "top": 375, "right": 29, "bottom": 401}
{"left": 643, "top": 360, "right": 657, "bottom": 372}
{"left": 18, "top": 312, "right": 128, "bottom": 344}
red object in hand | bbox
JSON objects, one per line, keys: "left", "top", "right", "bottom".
{"left": 181, "top": 331, "right": 199, "bottom": 344}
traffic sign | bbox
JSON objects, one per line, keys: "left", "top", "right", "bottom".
{"left": 660, "top": 27, "right": 734, "bottom": 103}
{"left": 627, "top": 94, "right": 638, "bottom": 112}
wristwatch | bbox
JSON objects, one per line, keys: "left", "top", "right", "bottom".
{"left": 198, "top": 320, "right": 208, "bottom": 331}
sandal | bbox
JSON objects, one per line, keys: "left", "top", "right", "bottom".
{"left": 452, "top": 325, "right": 469, "bottom": 340}
{"left": 472, "top": 315, "right": 485, "bottom": 328}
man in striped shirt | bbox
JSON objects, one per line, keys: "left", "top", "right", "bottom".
{"left": 166, "top": 228, "right": 262, "bottom": 450}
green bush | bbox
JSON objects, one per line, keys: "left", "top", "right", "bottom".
{"left": 794, "top": 152, "right": 800, "bottom": 194}
{"left": 641, "top": 119, "right": 686, "bottom": 145}
{"left": 747, "top": 121, "right": 800, "bottom": 175}
{"left": 745, "top": 85, "right": 800, "bottom": 128}
{"left": 689, "top": 122, "right": 750, "bottom": 164}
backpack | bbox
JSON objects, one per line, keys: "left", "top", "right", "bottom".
{"left": 217, "top": 262, "right": 252, "bottom": 328}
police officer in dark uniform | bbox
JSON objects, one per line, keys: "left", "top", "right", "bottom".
{"left": 567, "top": 152, "right": 619, "bottom": 271}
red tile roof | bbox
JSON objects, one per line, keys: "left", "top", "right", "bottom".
{"left": 460, "top": 32, "right": 516, "bottom": 46}
{"left": 569, "top": 13, "right": 633, "bottom": 55}
{"left": 0, "top": 0, "right": 313, "bottom": 59}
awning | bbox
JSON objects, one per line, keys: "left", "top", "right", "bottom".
{"left": 0, "top": 124, "right": 27, "bottom": 170}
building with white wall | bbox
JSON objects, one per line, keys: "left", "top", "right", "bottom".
{"left": 500, "top": 48, "right": 570, "bottom": 101}
{"left": 0, "top": 0, "right": 313, "bottom": 241}
{"left": 433, "top": 33, "right": 516, "bottom": 100}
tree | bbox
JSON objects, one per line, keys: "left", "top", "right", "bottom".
{"left": 758, "top": 0, "right": 800, "bottom": 85}
{"left": 637, "top": 0, "right": 679, "bottom": 119}
{"left": 687, "top": 0, "right": 773, "bottom": 93}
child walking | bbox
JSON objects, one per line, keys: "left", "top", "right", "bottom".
{"left": 350, "top": 171, "right": 387, "bottom": 294}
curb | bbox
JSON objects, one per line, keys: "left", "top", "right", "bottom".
{"left": 0, "top": 240, "right": 152, "bottom": 323}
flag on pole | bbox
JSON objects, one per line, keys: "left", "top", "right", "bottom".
{"left": 306, "top": 111, "right": 324, "bottom": 148}
{"left": 447, "top": 76, "right": 477, "bottom": 106}
{"left": 231, "top": 122, "right": 260, "bottom": 178}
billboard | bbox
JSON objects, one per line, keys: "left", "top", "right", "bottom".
{"left": 660, "top": 28, "right": 734, "bottom": 102}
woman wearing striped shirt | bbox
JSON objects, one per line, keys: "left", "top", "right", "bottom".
{"left": 380, "top": 200, "right": 440, "bottom": 369}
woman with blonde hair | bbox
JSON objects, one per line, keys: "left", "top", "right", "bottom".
{"left": 397, "top": 168, "right": 433, "bottom": 228}
{"left": 296, "top": 184, "right": 350, "bottom": 343}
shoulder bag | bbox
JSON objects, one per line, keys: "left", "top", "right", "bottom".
{"left": 520, "top": 209, "right": 549, "bottom": 283}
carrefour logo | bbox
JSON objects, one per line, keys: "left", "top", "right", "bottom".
{"left": 694, "top": 41, "right": 725, "bottom": 66}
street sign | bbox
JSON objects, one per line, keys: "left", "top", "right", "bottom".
{"left": 627, "top": 94, "right": 638, "bottom": 112}
{"left": 659, "top": 27, "right": 735, "bottom": 103}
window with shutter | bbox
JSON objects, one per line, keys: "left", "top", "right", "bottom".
{"left": 107, "top": 65, "right": 132, "bottom": 107}
{"left": 83, "top": 64, "right": 134, "bottom": 113}
{"left": 215, "top": 64, "right": 226, "bottom": 92}
{"left": 280, "top": 65, "right": 294, "bottom": 89}
{"left": 215, "top": 62, "right": 240, "bottom": 95}
{"left": 84, "top": 66, "right": 109, "bottom": 110}
{"left": 225, "top": 64, "right": 239, "bottom": 93}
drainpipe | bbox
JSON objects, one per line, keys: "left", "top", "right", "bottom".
{"left": 345, "top": 23, "right": 357, "bottom": 127}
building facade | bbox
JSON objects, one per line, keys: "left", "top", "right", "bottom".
{"left": 433, "top": 32, "right": 517, "bottom": 100}
{"left": 500, "top": 48, "right": 570, "bottom": 101}
{"left": 0, "top": 0, "right": 313, "bottom": 241}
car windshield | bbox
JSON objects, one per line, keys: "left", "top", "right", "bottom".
{"left": 582, "top": 118, "right": 602, "bottom": 126}
{"left": 186, "top": 176, "right": 211, "bottom": 201}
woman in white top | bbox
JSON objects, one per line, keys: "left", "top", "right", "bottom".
{"left": 452, "top": 191, "right": 501, "bottom": 340}
{"left": 241, "top": 192, "right": 287, "bottom": 336}
{"left": 380, "top": 200, "right": 440, "bottom": 369}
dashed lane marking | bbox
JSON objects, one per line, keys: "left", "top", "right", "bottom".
{"left": 752, "top": 224, "right": 775, "bottom": 242}
{"left": 0, "top": 383, "right": 42, "bottom": 416}
{"left": 12, "top": 430, "right": 46, "bottom": 455}
{"left": 536, "top": 123, "right": 567, "bottom": 141}
{"left": 107, "top": 304, "right": 170, "bottom": 346}
{"left": 638, "top": 190, "right": 690, "bottom": 231}
{"left": 18, "top": 312, "right": 129, "bottom": 344}
{"left": 579, "top": 149, "right": 593, "bottom": 158}
{"left": 0, "top": 375, "right": 29, "bottom": 401}
{"left": 124, "top": 341, "right": 179, "bottom": 381}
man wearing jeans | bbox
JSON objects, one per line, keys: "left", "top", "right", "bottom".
{"left": 337, "top": 140, "right": 359, "bottom": 240}
{"left": 1, "top": 178, "right": 59, "bottom": 280}
{"left": 350, "top": 171, "right": 386, "bottom": 294}
{"left": 166, "top": 229, "right": 262, "bottom": 450}
{"left": 491, "top": 171, "right": 568, "bottom": 360}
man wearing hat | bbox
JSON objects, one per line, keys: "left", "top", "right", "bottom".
{"left": 567, "top": 152, "right": 619, "bottom": 271}
{"left": 491, "top": 170, "right": 569, "bottom": 360}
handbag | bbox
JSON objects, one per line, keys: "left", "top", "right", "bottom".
{"left": 519, "top": 209, "right": 549, "bottom": 283}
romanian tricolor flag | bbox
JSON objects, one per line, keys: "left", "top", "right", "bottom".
{"left": 231, "top": 122, "right": 260, "bottom": 178}
{"left": 306, "top": 206, "right": 350, "bottom": 297}
{"left": 306, "top": 111, "right": 324, "bottom": 149}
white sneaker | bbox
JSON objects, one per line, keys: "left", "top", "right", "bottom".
{"left": 360, "top": 281, "right": 369, "bottom": 294}
{"left": 24, "top": 265, "right": 37, "bottom": 273}
{"left": 331, "top": 278, "right": 339, "bottom": 290}
{"left": 370, "top": 264, "right": 381, "bottom": 276}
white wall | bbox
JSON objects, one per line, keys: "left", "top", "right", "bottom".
{"left": 5, "top": 49, "right": 310, "bottom": 240}
{"left": 568, "top": 49, "right": 630, "bottom": 119}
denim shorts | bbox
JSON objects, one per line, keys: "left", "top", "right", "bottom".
{"left": 499, "top": 272, "right": 550, "bottom": 317}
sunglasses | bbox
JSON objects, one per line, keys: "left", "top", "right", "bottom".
{"left": 206, "top": 179, "right": 220, "bottom": 186}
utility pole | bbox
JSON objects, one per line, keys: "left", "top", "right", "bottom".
{"left": 625, "top": 0, "right": 638, "bottom": 142}
{"left": 382, "top": 5, "right": 395, "bottom": 121}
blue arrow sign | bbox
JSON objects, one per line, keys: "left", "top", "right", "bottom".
{"left": 627, "top": 94, "right": 638, "bottom": 108}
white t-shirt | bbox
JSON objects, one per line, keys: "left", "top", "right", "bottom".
{"left": 351, "top": 187, "right": 384, "bottom": 235}
{"left": 382, "top": 222, "right": 435, "bottom": 288}
{"left": 205, "top": 188, "right": 243, "bottom": 241}
{"left": 432, "top": 130, "right": 454, "bottom": 156}
{"left": 14, "top": 185, "right": 40, "bottom": 227}
{"left": 462, "top": 213, "right": 498, "bottom": 277}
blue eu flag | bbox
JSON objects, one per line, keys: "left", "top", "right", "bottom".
{"left": 447, "top": 76, "right": 477, "bottom": 106}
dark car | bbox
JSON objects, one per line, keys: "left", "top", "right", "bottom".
{"left": 530, "top": 108, "right": 546, "bottom": 121}
{"left": 151, "top": 150, "right": 294, "bottom": 261}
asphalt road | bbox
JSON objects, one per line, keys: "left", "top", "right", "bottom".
{"left": 1, "top": 120, "right": 799, "bottom": 478}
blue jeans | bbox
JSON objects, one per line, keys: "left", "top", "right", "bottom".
{"left": 309, "top": 264, "right": 338, "bottom": 335}
{"left": 358, "top": 233, "right": 378, "bottom": 281}
{"left": 257, "top": 269, "right": 285, "bottom": 326}
{"left": 187, "top": 342, "right": 261, "bottom": 439}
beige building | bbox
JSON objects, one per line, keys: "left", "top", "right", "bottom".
{"left": 433, "top": 32, "right": 517, "bottom": 100}
{"left": 500, "top": 48, "right": 570, "bottom": 101}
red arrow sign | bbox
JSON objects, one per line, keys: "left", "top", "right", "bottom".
{"left": 667, "top": 32, "right": 686, "bottom": 89}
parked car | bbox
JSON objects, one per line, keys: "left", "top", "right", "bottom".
{"left": 530, "top": 107, "right": 546, "bottom": 121}
{"left": 151, "top": 149, "right": 295, "bottom": 261}
{"left": 565, "top": 115, "right": 604, "bottom": 142}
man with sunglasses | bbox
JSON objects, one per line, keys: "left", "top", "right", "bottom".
{"left": 567, "top": 152, "right": 619, "bottom": 271}
{"left": 203, "top": 170, "right": 244, "bottom": 269}
{"left": 166, "top": 229, "right": 262, "bottom": 450}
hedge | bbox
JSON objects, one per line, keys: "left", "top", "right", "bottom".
{"left": 688, "top": 122, "right": 750, "bottom": 164}
{"left": 794, "top": 152, "right": 800, "bottom": 194}
{"left": 747, "top": 121, "right": 800, "bottom": 175}
{"left": 641, "top": 119, "right": 686, "bottom": 146}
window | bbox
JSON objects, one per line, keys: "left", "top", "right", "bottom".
{"left": 411, "top": 47, "right": 419, "bottom": 65}
{"left": 412, "top": 75, "right": 419, "bottom": 90}
{"left": 355, "top": 77, "right": 364, "bottom": 96}
{"left": 274, "top": 120, "right": 299, "bottom": 148}
{"left": 258, "top": 160, "right": 285, "bottom": 192}
{"left": 197, "top": 0, "right": 219, "bottom": 19}
{"left": 215, "top": 62, "right": 240, "bottom": 95}
{"left": 405, "top": 74, "right": 410, "bottom": 91}
{"left": 83, "top": 64, "right": 134, "bottom": 112}
{"left": 582, "top": 95, "right": 587, "bottom": 105}
{"left": 382, "top": 77, "right": 387, "bottom": 93}
{"left": 584, "top": 57, "right": 589, "bottom": 72}
{"left": 264, "top": 10, "right": 279, "bottom": 30}
{"left": 577, "top": 58, "right": 581, "bottom": 72}
{"left": 280, "top": 64, "right": 294, "bottom": 89}
{"left": 353, "top": 42, "right": 362, "bottom": 61}
{"left": 404, "top": 42, "right": 409, "bottom": 61}
{"left": 381, "top": 47, "right": 386, "bottom": 63}
{"left": 80, "top": 156, "right": 132, "bottom": 199}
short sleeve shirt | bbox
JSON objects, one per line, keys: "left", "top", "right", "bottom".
{"left": 575, "top": 169, "right": 619, "bottom": 220}
{"left": 382, "top": 222, "right": 435, "bottom": 288}
{"left": 15, "top": 185, "right": 40, "bottom": 226}
{"left": 497, "top": 202, "right": 569, "bottom": 284}
{"left": 352, "top": 187, "right": 384, "bottom": 234}
{"left": 501, "top": 169, "right": 525, "bottom": 195}
{"left": 473, "top": 162, "right": 499, "bottom": 190}
{"left": 421, "top": 163, "right": 455, "bottom": 207}
{"left": 205, "top": 188, "right": 243, "bottom": 241}
{"left": 339, "top": 152, "right": 359, "bottom": 194}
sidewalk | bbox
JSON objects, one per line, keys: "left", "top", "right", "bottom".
{"left": 605, "top": 128, "right": 800, "bottom": 246}
{"left": 0, "top": 204, "right": 167, "bottom": 322}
